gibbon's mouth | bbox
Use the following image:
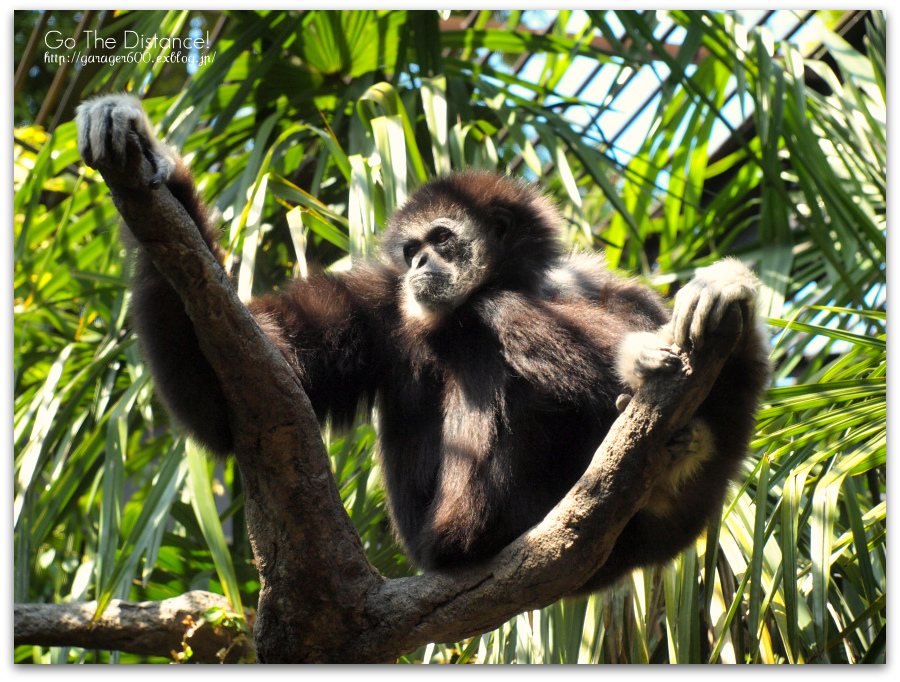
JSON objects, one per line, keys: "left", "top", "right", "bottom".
{"left": 408, "top": 271, "right": 453, "bottom": 302}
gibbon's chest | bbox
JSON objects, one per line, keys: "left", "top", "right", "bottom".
{"left": 377, "top": 348, "right": 611, "bottom": 514}
{"left": 380, "top": 302, "right": 618, "bottom": 458}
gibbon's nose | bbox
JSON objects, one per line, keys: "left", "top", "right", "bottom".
{"left": 412, "top": 252, "right": 429, "bottom": 270}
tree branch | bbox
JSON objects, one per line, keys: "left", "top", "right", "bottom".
{"left": 40, "top": 133, "right": 735, "bottom": 662}
{"left": 94, "top": 131, "right": 382, "bottom": 662}
{"left": 360, "top": 332, "right": 732, "bottom": 659}
{"left": 14, "top": 591, "right": 253, "bottom": 663}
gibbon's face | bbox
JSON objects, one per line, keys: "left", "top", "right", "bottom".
{"left": 387, "top": 207, "right": 500, "bottom": 324}
{"left": 382, "top": 172, "right": 559, "bottom": 326}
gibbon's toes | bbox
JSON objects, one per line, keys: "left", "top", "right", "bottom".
{"left": 633, "top": 344, "right": 682, "bottom": 378}
{"left": 147, "top": 153, "right": 175, "bottom": 189}
{"left": 671, "top": 279, "right": 704, "bottom": 350}
{"left": 707, "top": 300, "right": 744, "bottom": 350}
{"left": 616, "top": 331, "right": 682, "bottom": 390}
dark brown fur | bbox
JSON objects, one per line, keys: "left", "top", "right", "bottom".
{"left": 78, "top": 96, "right": 768, "bottom": 591}
{"left": 132, "top": 171, "right": 769, "bottom": 589}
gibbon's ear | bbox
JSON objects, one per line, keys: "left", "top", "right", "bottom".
{"left": 489, "top": 206, "right": 515, "bottom": 238}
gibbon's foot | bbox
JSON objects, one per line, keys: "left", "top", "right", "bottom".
{"left": 616, "top": 331, "right": 683, "bottom": 392}
{"left": 671, "top": 258, "right": 758, "bottom": 352}
{"left": 633, "top": 343, "right": 681, "bottom": 379}
{"left": 75, "top": 94, "right": 176, "bottom": 188}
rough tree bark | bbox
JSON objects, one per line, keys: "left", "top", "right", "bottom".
{"left": 14, "top": 591, "right": 252, "bottom": 663}
{"left": 14, "top": 131, "right": 739, "bottom": 663}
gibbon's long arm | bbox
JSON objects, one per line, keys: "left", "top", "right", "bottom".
{"left": 77, "top": 96, "right": 237, "bottom": 454}
{"left": 247, "top": 265, "right": 392, "bottom": 428}
{"left": 76, "top": 95, "right": 384, "bottom": 455}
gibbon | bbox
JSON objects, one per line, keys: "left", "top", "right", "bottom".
{"left": 76, "top": 95, "right": 770, "bottom": 591}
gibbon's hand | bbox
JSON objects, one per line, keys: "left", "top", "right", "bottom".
{"left": 75, "top": 94, "right": 176, "bottom": 188}
{"left": 671, "top": 258, "right": 758, "bottom": 352}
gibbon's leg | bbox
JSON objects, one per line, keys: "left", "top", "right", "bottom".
{"left": 583, "top": 259, "right": 769, "bottom": 592}
{"left": 76, "top": 95, "right": 234, "bottom": 455}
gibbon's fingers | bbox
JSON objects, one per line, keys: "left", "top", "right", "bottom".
{"left": 672, "top": 280, "right": 702, "bottom": 349}
{"left": 708, "top": 282, "right": 755, "bottom": 334}
{"left": 688, "top": 283, "right": 716, "bottom": 350}
{"left": 75, "top": 94, "right": 175, "bottom": 187}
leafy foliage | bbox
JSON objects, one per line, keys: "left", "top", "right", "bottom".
{"left": 14, "top": 9, "right": 884, "bottom": 663}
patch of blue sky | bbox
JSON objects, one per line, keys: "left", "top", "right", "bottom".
{"left": 709, "top": 85, "right": 756, "bottom": 152}
{"left": 602, "top": 12, "right": 624, "bottom": 38}
{"left": 593, "top": 63, "right": 674, "bottom": 162}
{"left": 866, "top": 281, "right": 886, "bottom": 309}
{"left": 485, "top": 52, "right": 540, "bottom": 103}
{"left": 572, "top": 61, "right": 618, "bottom": 110}
{"left": 466, "top": 10, "right": 818, "bottom": 172}
{"left": 563, "top": 10, "right": 589, "bottom": 35}
{"left": 780, "top": 276, "right": 885, "bottom": 358}
{"left": 521, "top": 9, "right": 557, "bottom": 31}
{"left": 738, "top": 10, "right": 769, "bottom": 28}
{"left": 764, "top": 10, "right": 802, "bottom": 38}
{"left": 514, "top": 52, "right": 545, "bottom": 90}
{"left": 559, "top": 104, "right": 593, "bottom": 132}
{"left": 553, "top": 55, "right": 602, "bottom": 101}
{"left": 780, "top": 14, "right": 820, "bottom": 49}
{"left": 794, "top": 278, "right": 886, "bottom": 314}
{"left": 596, "top": 107, "right": 655, "bottom": 166}
{"left": 542, "top": 73, "right": 601, "bottom": 132}
{"left": 663, "top": 23, "right": 686, "bottom": 46}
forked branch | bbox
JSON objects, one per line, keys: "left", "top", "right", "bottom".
{"left": 17, "top": 133, "right": 732, "bottom": 663}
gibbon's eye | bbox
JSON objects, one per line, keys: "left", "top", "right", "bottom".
{"left": 402, "top": 242, "right": 419, "bottom": 265}
{"left": 433, "top": 228, "right": 453, "bottom": 245}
